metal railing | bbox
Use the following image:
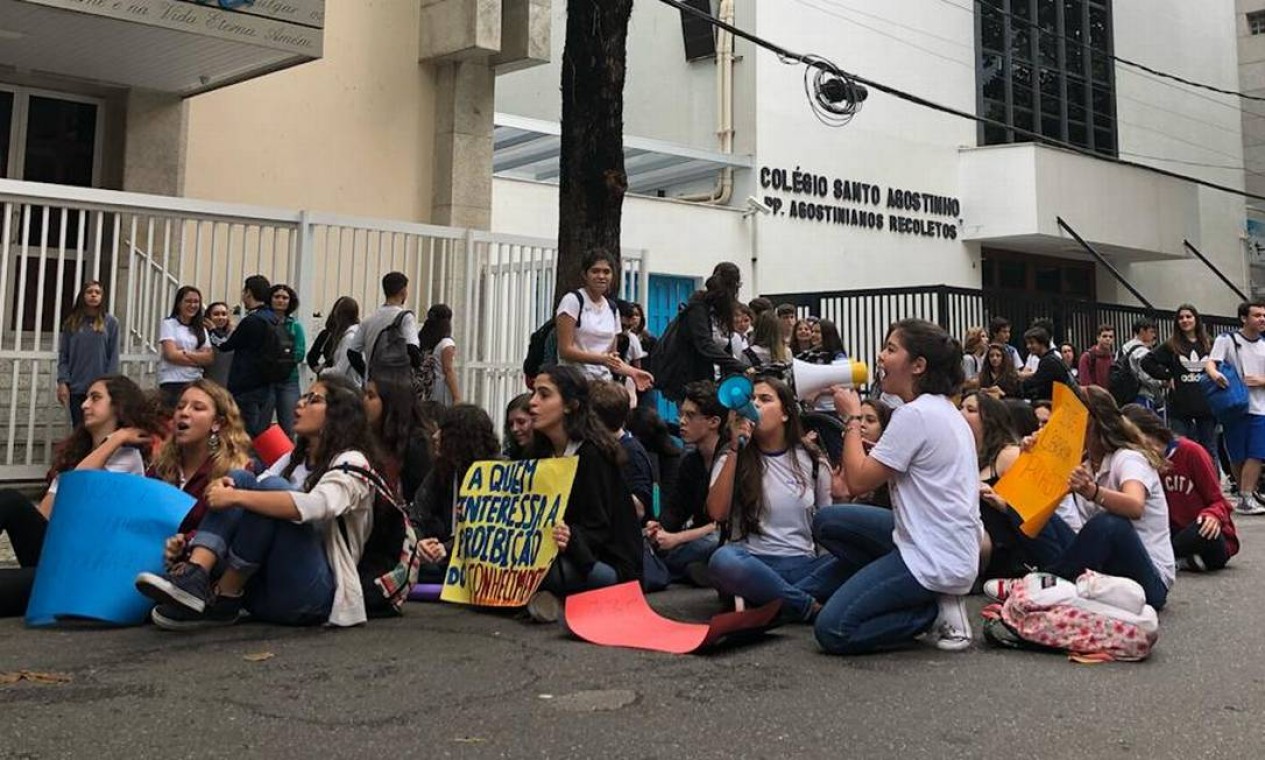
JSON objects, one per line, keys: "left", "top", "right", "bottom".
{"left": 764, "top": 284, "right": 1239, "bottom": 380}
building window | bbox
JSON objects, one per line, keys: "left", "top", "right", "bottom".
{"left": 977, "top": 0, "right": 1116, "bottom": 157}
{"left": 1250, "top": 11, "right": 1265, "bottom": 36}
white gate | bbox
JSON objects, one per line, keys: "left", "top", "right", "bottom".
{"left": 0, "top": 179, "right": 648, "bottom": 482}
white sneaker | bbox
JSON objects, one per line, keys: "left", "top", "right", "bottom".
{"left": 926, "top": 594, "right": 972, "bottom": 652}
{"left": 1235, "top": 494, "right": 1265, "bottom": 516}
{"left": 525, "top": 591, "right": 561, "bottom": 623}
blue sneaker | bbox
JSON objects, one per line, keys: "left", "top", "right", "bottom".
{"left": 135, "top": 562, "right": 211, "bottom": 613}
{"left": 151, "top": 595, "right": 245, "bottom": 631}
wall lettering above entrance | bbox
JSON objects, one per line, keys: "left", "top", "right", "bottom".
{"left": 757, "top": 165, "right": 960, "bottom": 241}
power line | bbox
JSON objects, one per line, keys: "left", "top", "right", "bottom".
{"left": 930, "top": 0, "right": 1265, "bottom": 104}
{"left": 785, "top": 0, "right": 974, "bottom": 68}
{"left": 656, "top": 0, "right": 1265, "bottom": 204}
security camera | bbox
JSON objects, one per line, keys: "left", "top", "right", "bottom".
{"left": 745, "top": 196, "right": 773, "bottom": 215}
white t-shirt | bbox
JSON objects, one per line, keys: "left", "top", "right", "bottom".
{"left": 47, "top": 446, "right": 146, "bottom": 495}
{"left": 622, "top": 331, "right": 646, "bottom": 364}
{"left": 429, "top": 337, "right": 457, "bottom": 406}
{"left": 350, "top": 305, "right": 419, "bottom": 374}
{"left": 158, "top": 317, "right": 206, "bottom": 385}
{"left": 556, "top": 290, "right": 618, "bottom": 381}
{"left": 1082, "top": 448, "right": 1175, "bottom": 589}
{"left": 712, "top": 447, "right": 830, "bottom": 558}
{"left": 870, "top": 394, "right": 982, "bottom": 594}
{"left": 265, "top": 452, "right": 309, "bottom": 488}
{"left": 1210, "top": 332, "right": 1265, "bottom": 415}
{"left": 322, "top": 324, "right": 361, "bottom": 387}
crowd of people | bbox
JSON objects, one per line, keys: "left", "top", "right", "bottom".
{"left": 0, "top": 258, "right": 1254, "bottom": 658}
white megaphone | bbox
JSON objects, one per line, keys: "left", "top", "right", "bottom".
{"left": 793, "top": 358, "right": 869, "bottom": 402}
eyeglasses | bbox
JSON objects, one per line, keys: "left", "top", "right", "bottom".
{"left": 298, "top": 392, "right": 326, "bottom": 406}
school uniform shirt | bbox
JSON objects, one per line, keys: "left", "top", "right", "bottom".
{"left": 1162, "top": 438, "right": 1239, "bottom": 557}
{"left": 285, "top": 450, "right": 376, "bottom": 627}
{"left": 1210, "top": 332, "right": 1265, "bottom": 416}
{"left": 47, "top": 446, "right": 146, "bottom": 496}
{"left": 158, "top": 317, "right": 206, "bottom": 385}
{"left": 712, "top": 447, "right": 831, "bottom": 558}
{"left": 556, "top": 290, "right": 619, "bottom": 381}
{"left": 869, "top": 394, "right": 982, "bottom": 595}
{"left": 1083, "top": 448, "right": 1176, "bottom": 589}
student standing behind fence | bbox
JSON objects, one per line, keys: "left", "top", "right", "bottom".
{"left": 347, "top": 271, "right": 422, "bottom": 382}
{"left": 307, "top": 296, "right": 360, "bottom": 385}
{"left": 268, "top": 284, "right": 306, "bottom": 438}
{"left": 158, "top": 286, "right": 214, "bottom": 410}
{"left": 204, "top": 302, "right": 234, "bottom": 388}
{"left": 1142, "top": 305, "right": 1217, "bottom": 464}
{"left": 57, "top": 281, "right": 119, "bottom": 428}
{"left": 217, "top": 275, "right": 275, "bottom": 438}
{"left": 418, "top": 303, "right": 460, "bottom": 406}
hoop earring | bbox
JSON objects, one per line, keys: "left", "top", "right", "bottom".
{"left": 208, "top": 429, "right": 221, "bottom": 453}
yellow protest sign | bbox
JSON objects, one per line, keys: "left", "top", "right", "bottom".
{"left": 994, "top": 383, "right": 1089, "bottom": 538}
{"left": 441, "top": 457, "right": 578, "bottom": 606}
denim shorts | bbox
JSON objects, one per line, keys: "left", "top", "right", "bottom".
{"left": 1222, "top": 413, "right": 1265, "bottom": 463}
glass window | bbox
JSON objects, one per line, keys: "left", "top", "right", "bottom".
{"left": 1251, "top": 11, "right": 1265, "bottom": 36}
{"left": 977, "top": 0, "right": 1113, "bottom": 155}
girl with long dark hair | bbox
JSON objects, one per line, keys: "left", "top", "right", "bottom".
{"left": 978, "top": 342, "right": 1021, "bottom": 399}
{"left": 503, "top": 393, "right": 534, "bottom": 460}
{"left": 418, "top": 303, "right": 460, "bottom": 405}
{"left": 521, "top": 365, "right": 643, "bottom": 621}
{"left": 57, "top": 281, "right": 120, "bottom": 427}
{"left": 158, "top": 286, "right": 213, "bottom": 409}
{"left": 268, "top": 284, "right": 306, "bottom": 437}
{"left": 204, "top": 301, "right": 234, "bottom": 387}
{"left": 411, "top": 404, "right": 502, "bottom": 583}
{"left": 705, "top": 377, "right": 838, "bottom": 623}
{"left": 364, "top": 370, "right": 433, "bottom": 503}
{"left": 555, "top": 249, "right": 650, "bottom": 388}
{"left": 307, "top": 296, "right": 360, "bottom": 385}
{"left": 1141, "top": 304, "right": 1217, "bottom": 463}
{"left": 816, "top": 319, "right": 982, "bottom": 654}
{"left": 657, "top": 262, "right": 748, "bottom": 402}
{"left": 0, "top": 375, "right": 156, "bottom": 616}
{"left": 136, "top": 374, "right": 384, "bottom": 629}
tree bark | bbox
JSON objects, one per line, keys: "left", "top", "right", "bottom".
{"left": 555, "top": 0, "right": 634, "bottom": 299}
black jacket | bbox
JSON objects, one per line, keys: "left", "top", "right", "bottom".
{"left": 1019, "top": 352, "right": 1073, "bottom": 401}
{"left": 219, "top": 308, "right": 272, "bottom": 393}
{"left": 662, "top": 448, "right": 714, "bottom": 533}
{"left": 1141, "top": 339, "right": 1212, "bottom": 419}
{"left": 557, "top": 441, "right": 644, "bottom": 582}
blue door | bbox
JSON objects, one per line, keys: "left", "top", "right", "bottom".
{"left": 646, "top": 274, "right": 699, "bottom": 423}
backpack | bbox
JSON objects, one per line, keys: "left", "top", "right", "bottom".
{"left": 256, "top": 312, "right": 298, "bottom": 384}
{"left": 418, "top": 350, "right": 440, "bottom": 400}
{"left": 1107, "top": 344, "right": 1146, "bottom": 405}
{"left": 522, "top": 290, "right": 617, "bottom": 380}
{"left": 334, "top": 463, "right": 421, "bottom": 618}
{"left": 644, "top": 301, "right": 697, "bottom": 403}
{"left": 370, "top": 309, "right": 415, "bottom": 377}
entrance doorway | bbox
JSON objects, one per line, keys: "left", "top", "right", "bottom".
{"left": 981, "top": 247, "right": 1096, "bottom": 299}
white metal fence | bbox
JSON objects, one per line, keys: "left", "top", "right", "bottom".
{"left": 0, "top": 179, "right": 646, "bottom": 481}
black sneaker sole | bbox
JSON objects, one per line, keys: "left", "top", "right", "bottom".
{"left": 135, "top": 572, "right": 206, "bottom": 614}
{"left": 151, "top": 606, "right": 242, "bottom": 631}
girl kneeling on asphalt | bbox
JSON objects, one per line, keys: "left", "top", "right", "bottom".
{"left": 814, "top": 319, "right": 982, "bottom": 654}
{"left": 705, "top": 377, "right": 841, "bottom": 623}
{"left": 520, "top": 365, "right": 643, "bottom": 622}
{"left": 136, "top": 374, "right": 382, "bottom": 629}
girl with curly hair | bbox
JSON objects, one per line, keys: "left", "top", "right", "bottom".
{"left": 410, "top": 404, "right": 502, "bottom": 583}
{"left": 148, "top": 380, "right": 253, "bottom": 540}
{"left": 0, "top": 375, "right": 156, "bottom": 616}
{"left": 136, "top": 374, "right": 385, "bottom": 629}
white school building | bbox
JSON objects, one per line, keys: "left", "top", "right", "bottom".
{"left": 0, "top": 0, "right": 1257, "bottom": 478}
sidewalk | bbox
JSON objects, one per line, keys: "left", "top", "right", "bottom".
{"left": 4, "top": 522, "right": 1265, "bottom": 758}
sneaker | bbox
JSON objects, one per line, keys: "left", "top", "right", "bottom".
{"left": 151, "top": 595, "right": 245, "bottom": 631}
{"left": 926, "top": 594, "right": 972, "bottom": 652}
{"left": 1177, "top": 555, "right": 1208, "bottom": 573}
{"left": 525, "top": 591, "right": 561, "bottom": 624}
{"left": 1235, "top": 494, "right": 1265, "bottom": 516}
{"left": 982, "top": 578, "right": 1019, "bottom": 604}
{"left": 135, "top": 563, "right": 212, "bottom": 613}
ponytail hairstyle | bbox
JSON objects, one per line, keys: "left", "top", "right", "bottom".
{"left": 285, "top": 374, "right": 383, "bottom": 491}
{"left": 691, "top": 261, "right": 741, "bottom": 333}
{"left": 1082, "top": 385, "right": 1164, "bottom": 470}
{"left": 888, "top": 318, "right": 964, "bottom": 397}
{"left": 321, "top": 296, "right": 360, "bottom": 365}
{"left": 732, "top": 377, "right": 823, "bottom": 539}
{"left": 64, "top": 280, "right": 107, "bottom": 333}
{"left": 526, "top": 365, "right": 624, "bottom": 465}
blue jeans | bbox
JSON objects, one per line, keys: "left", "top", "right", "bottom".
{"left": 707, "top": 544, "right": 848, "bottom": 621}
{"left": 68, "top": 393, "right": 86, "bottom": 428}
{"left": 537, "top": 556, "right": 619, "bottom": 596}
{"left": 813, "top": 505, "right": 896, "bottom": 574}
{"left": 663, "top": 532, "right": 720, "bottom": 582}
{"left": 1047, "top": 513, "right": 1169, "bottom": 610}
{"left": 272, "top": 376, "right": 301, "bottom": 439}
{"left": 1169, "top": 415, "right": 1219, "bottom": 471}
{"left": 814, "top": 550, "right": 938, "bottom": 655}
{"left": 234, "top": 385, "right": 276, "bottom": 438}
{"left": 189, "top": 470, "right": 334, "bottom": 625}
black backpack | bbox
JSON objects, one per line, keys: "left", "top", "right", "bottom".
{"left": 644, "top": 302, "right": 694, "bottom": 403}
{"left": 256, "top": 312, "right": 298, "bottom": 384}
{"left": 1107, "top": 344, "right": 1146, "bottom": 405}
{"left": 522, "top": 290, "right": 617, "bottom": 379}
{"left": 335, "top": 463, "right": 421, "bottom": 618}
{"left": 369, "top": 310, "right": 415, "bottom": 377}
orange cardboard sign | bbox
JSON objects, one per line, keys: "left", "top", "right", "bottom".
{"left": 994, "top": 383, "right": 1089, "bottom": 537}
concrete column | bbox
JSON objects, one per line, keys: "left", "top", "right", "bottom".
{"left": 121, "top": 90, "right": 187, "bottom": 196}
{"left": 431, "top": 60, "right": 495, "bottom": 230}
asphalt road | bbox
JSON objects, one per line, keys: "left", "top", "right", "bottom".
{"left": 4, "top": 522, "right": 1265, "bottom": 759}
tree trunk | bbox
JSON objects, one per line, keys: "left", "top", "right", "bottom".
{"left": 555, "top": 0, "right": 634, "bottom": 299}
